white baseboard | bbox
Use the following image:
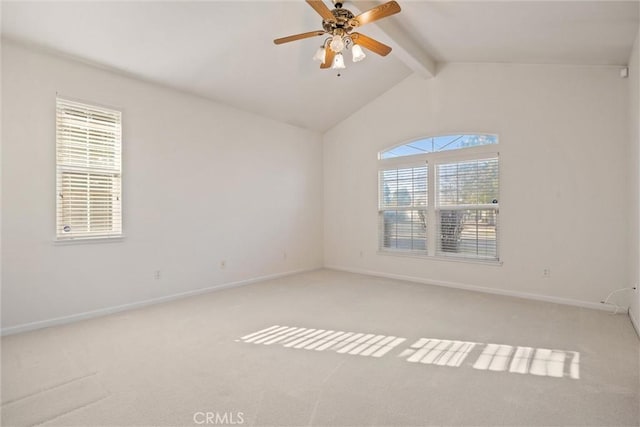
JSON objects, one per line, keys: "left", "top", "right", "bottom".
{"left": 326, "top": 265, "right": 620, "bottom": 313}
{"left": 1, "top": 267, "right": 318, "bottom": 336}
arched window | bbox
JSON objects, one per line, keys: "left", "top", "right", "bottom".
{"left": 378, "top": 134, "right": 499, "bottom": 262}
{"left": 380, "top": 134, "right": 497, "bottom": 159}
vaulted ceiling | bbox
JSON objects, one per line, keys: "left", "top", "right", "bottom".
{"left": 2, "top": 1, "right": 639, "bottom": 132}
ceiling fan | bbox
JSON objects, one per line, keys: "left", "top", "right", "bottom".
{"left": 274, "top": 0, "right": 401, "bottom": 71}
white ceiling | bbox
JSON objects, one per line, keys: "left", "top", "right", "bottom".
{"left": 400, "top": 1, "right": 639, "bottom": 65}
{"left": 2, "top": 1, "right": 639, "bottom": 132}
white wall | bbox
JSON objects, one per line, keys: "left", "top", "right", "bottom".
{"left": 1, "top": 41, "right": 323, "bottom": 332}
{"left": 629, "top": 30, "right": 640, "bottom": 332}
{"left": 324, "top": 62, "right": 630, "bottom": 308}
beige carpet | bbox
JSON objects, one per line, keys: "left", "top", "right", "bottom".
{"left": 2, "top": 269, "right": 639, "bottom": 426}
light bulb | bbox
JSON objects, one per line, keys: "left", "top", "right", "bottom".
{"left": 312, "top": 46, "right": 326, "bottom": 63}
{"left": 351, "top": 44, "right": 366, "bottom": 62}
{"left": 329, "top": 34, "right": 345, "bottom": 53}
{"left": 331, "top": 52, "right": 346, "bottom": 70}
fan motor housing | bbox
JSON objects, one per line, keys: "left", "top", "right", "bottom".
{"left": 323, "top": 8, "right": 355, "bottom": 33}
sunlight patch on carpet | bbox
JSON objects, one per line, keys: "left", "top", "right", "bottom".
{"left": 237, "top": 325, "right": 405, "bottom": 358}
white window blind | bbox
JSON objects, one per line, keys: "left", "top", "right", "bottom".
{"left": 56, "top": 98, "right": 122, "bottom": 240}
{"left": 436, "top": 158, "right": 499, "bottom": 259}
{"left": 379, "top": 165, "right": 428, "bottom": 252}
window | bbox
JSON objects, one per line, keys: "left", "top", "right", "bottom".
{"left": 379, "top": 165, "right": 428, "bottom": 252}
{"left": 56, "top": 98, "right": 122, "bottom": 240}
{"left": 436, "top": 158, "right": 499, "bottom": 259}
{"left": 380, "top": 134, "right": 497, "bottom": 159}
{"left": 379, "top": 134, "right": 499, "bottom": 262}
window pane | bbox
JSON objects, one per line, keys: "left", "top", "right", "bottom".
{"left": 438, "top": 209, "right": 498, "bottom": 259}
{"left": 58, "top": 172, "right": 121, "bottom": 237}
{"left": 380, "top": 134, "right": 497, "bottom": 159}
{"left": 434, "top": 134, "right": 497, "bottom": 152}
{"left": 380, "top": 210, "right": 427, "bottom": 252}
{"left": 438, "top": 158, "right": 499, "bottom": 206}
{"left": 56, "top": 101, "right": 121, "bottom": 170}
{"left": 380, "top": 166, "right": 427, "bottom": 209}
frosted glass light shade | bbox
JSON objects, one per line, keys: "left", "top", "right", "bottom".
{"left": 351, "top": 44, "right": 366, "bottom": 62}
{"left": 329, "top": 35, "right": 345, "bottom": 53}
{"left": 332, "top": 52, "right": 346, "bottom": 69}
{"left": 312, "top": 46, "right": 326, "bottom": 63}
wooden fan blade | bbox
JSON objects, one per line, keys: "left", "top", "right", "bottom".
{"left": 321, "top": 48, "right": 336, "bottom": 69}
{"left": 274, "top": 30, "right": 325, "bottom": 45}
{"left": 306, "top": 0, "right": 335, "bottom": 21}
{"left": 351, "top": 32, "right": 392, "bottom": 56}
{"left": 352, "top": 1, "right": 401, "bottom": 27}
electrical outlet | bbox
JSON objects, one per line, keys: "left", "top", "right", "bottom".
{"left": 154, "top": 270, "right": 161, "bottom": 280}
{"left": 283, "top": 251, "right": 287, "bottom": 260}
{"left": 543, "top": 268, "right": 550, "bottom": 278}
{"left": 220, "top": 260, "right": 226, "bottom": 269}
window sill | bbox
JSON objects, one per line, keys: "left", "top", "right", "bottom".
{"left": 377, "top": 249, "right": 502, "bottom": 266}
{"left": 54, "top": 235, "right": 125, "bottom": 245}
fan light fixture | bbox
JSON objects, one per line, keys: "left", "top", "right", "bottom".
{"left": 329, "top": 34, "right": 345, "bottom": 53}
{"left": 274, "top": 0, "right": 401, "bottom": 72}
{"left": 351, "top": 44, "right": 366, "bottom": 62}
{"left": 332, "top": 52, "right": 346, "bottom": 69}
{"left": 313, "top": 46, "right": 327, "bottom": 63}
{"left": 315, "top": 33, "right": 361, "bottom": 69}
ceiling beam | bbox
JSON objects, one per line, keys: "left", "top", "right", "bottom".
{"left": 352, "top": 1, "right": 437, "bottom": 78}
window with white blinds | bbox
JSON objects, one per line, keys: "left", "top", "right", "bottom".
{"left": 437, "top": 158, "right": 499, "bottom": 260}
{"left": 56, "top": 98, "right": 122, "bottom": 240}
{"left": 379, "top": 166, "right": 428, "bottom": 252}
{"left": 378, "top": 135, "right": 499, "bottom": 262}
